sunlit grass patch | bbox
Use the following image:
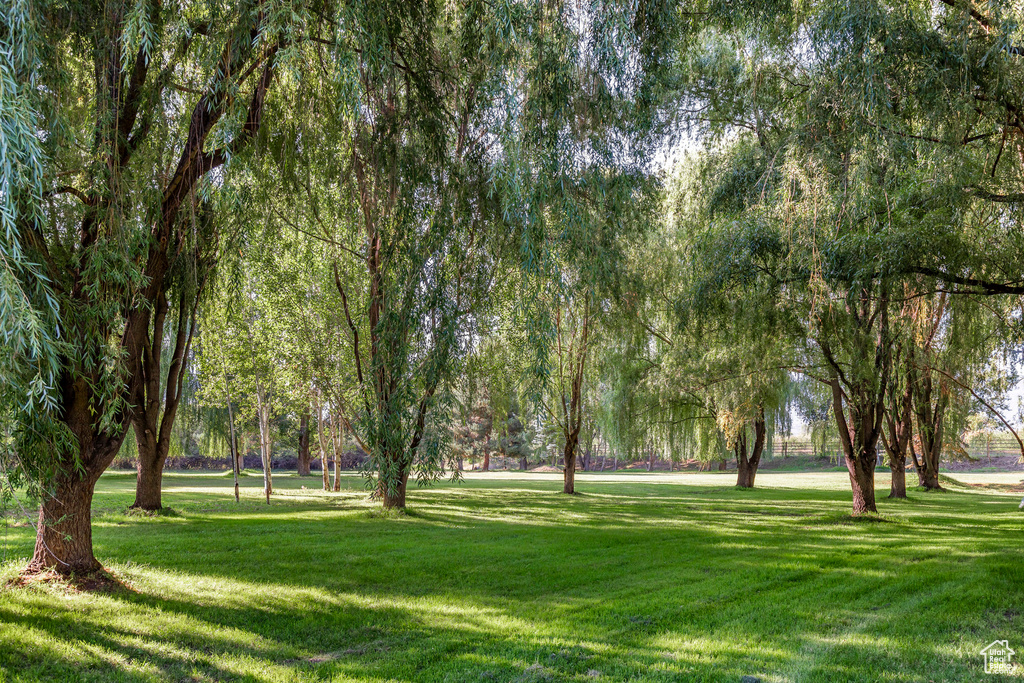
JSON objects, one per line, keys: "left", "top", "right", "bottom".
{"left": 0, "top": 470, "right": 1022, "bottom": 682}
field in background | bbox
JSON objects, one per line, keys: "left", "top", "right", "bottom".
{"left": 1, "top": 471, "right": 1022, "bottom": 682}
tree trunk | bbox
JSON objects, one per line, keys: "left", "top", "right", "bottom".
{"left": 736, "top": 412, "right": 766, "bottom": 488}
{"left": 563, "top": 435, "right": 578, "bottom": 494}
{"left": 255, "top": 382, "right": 273, "bottom": 504}
{"left": 129, "top": 286, "right": 196, "bottom": 511}
{"left": 333, "top": 452, "right": 341, "bottom": 491}
{"left": 297, "top": 413, "right": 311, "bottom": 476}
{"left": 846, "top": 451, "right": 878, "bottom": 514}
{"left": 911, "top": 366, "right": 946, "bottom": 491}
{"left": 132, "top": 446, "right": 166, "bottom": 510}
{"left": 314, "top": 401, "right": 330, "bottom": 491}
{"left": 831, "top": 376, "right": 883, "bottom": 514}
{"left": 483, "top": 451, "right": 490, "bottom": 471}
{"left": 647, "top": 448, "right": 655, "bottom": 471}
{"left": 821, "top": 287, "right": 891, "bottom": 515}
{"left": 382, "top": 468, "right": 410, "bottom": 509}
{"left": 331, "top": 418, "right": 342, "bottom": 491}
{"left": 889, "top": 460, "right": 907, "bottom": 499}
{"left": 225, "top": 383, "right": 240, "bottom": 503}
{"left": 612, "top": 456, "right": 617, "bottom": 471}
{"left": 28, "top": 470, "right": 104, "bottom": 574}
{"left": 882, "top": 378, "right": 913, "bottom": 500}
{"left": 718, "top": 459, "right": 728, "bottom": 471}
{"left": 520, "top": 456, "right": 527, "bottom": 470}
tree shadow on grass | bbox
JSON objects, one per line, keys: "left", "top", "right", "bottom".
{"left": 2, "top": 479, "right": 1022, "bottom": 682}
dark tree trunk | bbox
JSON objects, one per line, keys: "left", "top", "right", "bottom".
{"left": 130, "top": 285, "right": 197, "bottom": 511}
{"left": 28, "top": 429, "right": 122, "bottom": 574}
{"left": 882, "top": 375, "right": 913, "bottom": 499}
{"left": 831, "top": 376, "right": 885, "bottom": 515}
{"left": 718, "top": 459, "right": 728, "bottom": 471}
{"left": 132, "top": 447, "right": 166, "bottom": 510}
{"left": 29, "top": 471, "right": 103, "bottom": 574}
{"left": 911, "top": 371, "right": 946, "bottom": 491}
{"left": 483, "top": 451, "right": 490, "bottom": 471}
{"left": 382, "top": 468, "right": 410, "bottom": 509}
{"left": 889, "top": 460, "right": 907, "bottom": 499}
{"left": 297, "top": 414, "right": 311, "bottom": 476}
{"left": 315, "top": 404, "right": 330, "bottom": 491}
{"left": 821, "top": 286, "right": 891, "bottom": 515}
{"left": 520, "top": 456, "right": 527, "bottom": 470}
{"left": 735, "top": 411, "right": 766, "bottom": 488}
{"left": 225, "top": 382, "right": 240, "bottom": 503}
{"left": 563, "top": 436, "right": 578, "bottom": 494}
{"left": 31, "top": 491, "right": 92, "bottom": 572}
{"left": 847, "top": 452, "right": 878, "bottom": 514}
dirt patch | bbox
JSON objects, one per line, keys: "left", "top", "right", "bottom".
{"left": 963, "top": 481, "right": 1024, "bottom": 493}
{"left": 944, "top": 455, "right": 1024, "bottom": 472}
{"left": 6, "top": 567, "right": 132, "bottom": 593}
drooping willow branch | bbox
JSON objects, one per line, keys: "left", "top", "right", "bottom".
{"left": 920, "top": 363, "right": 1024, "bottom": 462}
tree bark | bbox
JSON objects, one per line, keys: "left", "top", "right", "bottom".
{"left": 889, "top": 455, "right": 907, "bottom": 499}
{"left": 29, "top": 472, "right": 103, "bottom": 574}
{"left": 331, "top": 417, "right": 342, "bottom": 491}
{"left": 735, "top": 411, "right": 766, "bottom": 488}
{"left": 297, "top": 413, "right": 311, "bottom": 476}
{"left": 830, "top": 376, "right": 884, "bottom": 514}
{"left": 314, "top": 400, "right": 330, "bottom": 491}
{"left": 911, "top": 365, "right": 946, "bottom": 491}
{"left": 28, "top": 429, "right": 121, "bottom": 574}
{"left": 718, "top": 459, "right": 728, "bottom": 471}
{"left": 382, "top": 468, "right": 410, "bottom": 509}
{"left": 483, "top": 450, "right": 490, "bottom": 471}
{"left": 226, "top": 388, "right": 240, "bottom": 503}
{"left": 130, "top": 285, "right": 197, "bottom": 511}
{"left": 563, "top": 436, "right": 578, "bottom": 494}
{"left": 882, "top": 376, "right": 913, "bottom": 499}
{"left": 255, "top": 381, "right": 273, "bottom": 503}
{"left": 820, "top": 286, "right": 891, "bottom": 515}
{"left": 132, "top": 449, "right": 166, "bottom": 510}
{"left": 847, "top": 452, "right": 878, "bottom": 514}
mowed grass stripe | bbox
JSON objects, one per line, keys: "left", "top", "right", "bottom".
{"left": 0, "top": 471, "right": 1021, "bottom": 682}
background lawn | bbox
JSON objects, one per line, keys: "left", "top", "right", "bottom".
{"left": 0, "top": 471, "right": 1022, "bottom": 682}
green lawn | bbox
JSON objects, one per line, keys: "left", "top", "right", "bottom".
{"left": 0, "top": 470, "right": 1022, "bottom": 682}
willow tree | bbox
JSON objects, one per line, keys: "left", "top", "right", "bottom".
{"left": 9, "top": 0, "right": 318, "bottom": 573}
{"left": 0, "top": 8, "right": 67, "bottom": 509}
{"left": 256, "top": 0, "right": 523, "bottom": 508}
{"left": 666, "top": 0, "right": 1024, "bottom": 512}
{"left": 254, "top": 0, "right": 674, "bottom": 508}
{"left": 800, "top": 0, "right": 1024, "bottom": 496}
